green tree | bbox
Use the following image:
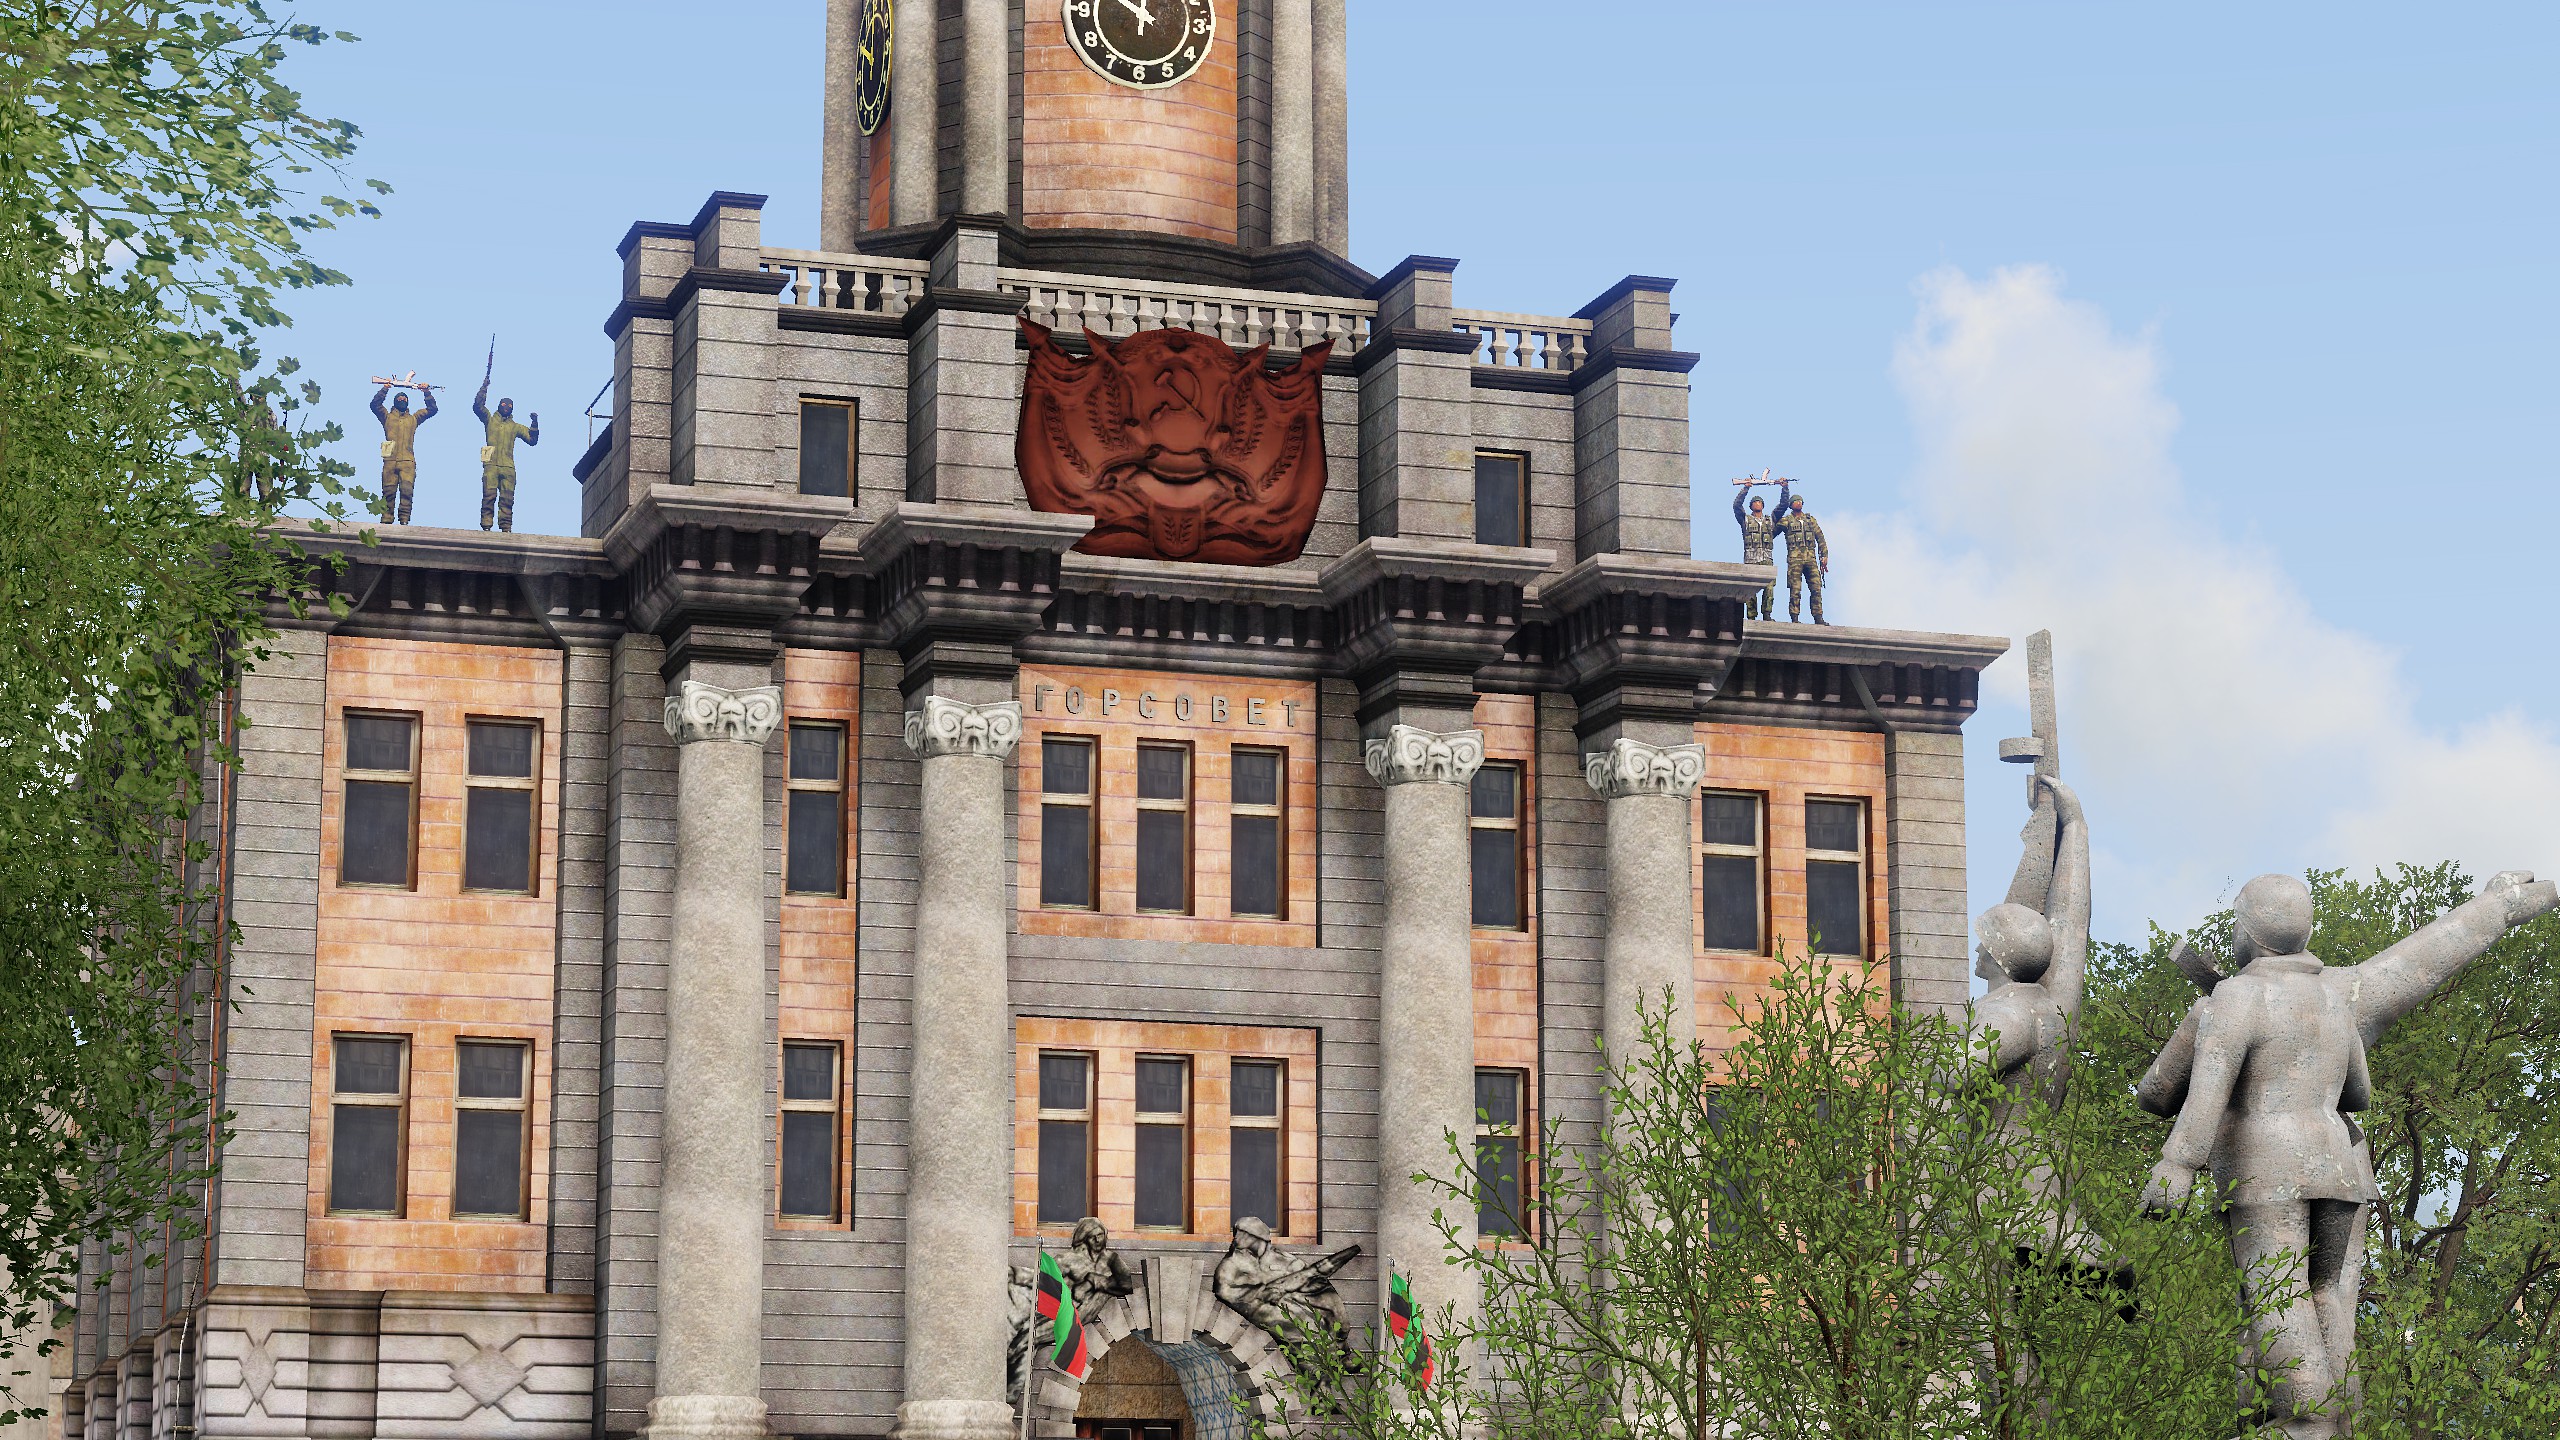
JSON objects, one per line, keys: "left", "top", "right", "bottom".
{"left": 2083, "top": 865, "right": 2560, "bottom": 1438}
{"left": 1256, "top": 949, "right": 2255, "bottom": 1440}
{"left": 0, "top": 0, "right": 376, "bottom": 1412}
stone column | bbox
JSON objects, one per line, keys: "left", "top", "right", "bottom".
{"left": 1269, "top": 0, "right": 1315, "bottom": 246}
{"left": 895, "top": 696, "right": 1023, "bottom": 1440}
{"left": 820, "top": 0, "right": 861, "bottom": 250}
{"left": 1312, "top": 0, "right": 1349, "bottom": 255}
{"left": 960, "top": 0, "right": 1008, "bottom": 215}
{"left": 891, "top": 0, "right": 939, "bottom": 225}
{"left": 648, "top": 680, "right": 782, "bottom": 1440}
{"left": 1584, "top": 737, "right": 1706, "bottom": 1070}
{"left": 1364, "top": 723, "right": 1484, "bottom": 1322}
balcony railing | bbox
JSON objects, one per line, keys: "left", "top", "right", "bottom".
{"left": 1452, "top": 309, "right": 1591, "bottom": 374}
{"left": 999, "top": 268, "right": 1375, "bottom": 356}
{"left": 760, "top": 248, "right": 931, "bottom": 318}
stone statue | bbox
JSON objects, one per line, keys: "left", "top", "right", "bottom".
{"left": 2137, "top": 868, "right": 2560, "bottom": 1438}
{"left": 369, "top": 378, "right": 438, "bottom": 526}
{"left": 1775, "top": 491, "right": 1828, "bottom": 624}
{"left": 471, "top": 378, "right": 538, "bottom": 533}
{"left": 1212, "top": 1217, "right": 1359, "bottom": 1347}
{"left": 1006, "top": 1218, "right": 1137, "bottom": 1393}
{"left": 1730, "top": 470, "right": 1789, "bottom": 620}
{"left": 1969, "top": 773, "right": 2092, "bottom": 1245}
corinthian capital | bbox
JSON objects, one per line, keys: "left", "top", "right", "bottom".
{"left": 1362, "top": 724, "right": 1485, "bottom": 787}
{"left": 902, "top": 696, "right": 1022, "bottom": 760}
{"left": 662, "top": 681, "right": 783, "bottom": 746}
{"left": 1583, "top": 738, "right": 1706, "bottom": 800}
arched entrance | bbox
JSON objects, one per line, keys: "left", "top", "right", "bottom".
{"left": 1028, "top": 1257, "right": 1296, "bottom": 1440}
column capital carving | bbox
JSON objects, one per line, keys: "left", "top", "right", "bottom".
{"left": 1583, "top": 737, "right": 1706, "bottom": 800}
{"left": 902, "top": 695, "right": 1022, "bottom": 760}
{"left": 662, "top": 681, "right": 782, "bottom": 746}
{"left": 1362, "top": 724, "right": 1485, "bottom": 787}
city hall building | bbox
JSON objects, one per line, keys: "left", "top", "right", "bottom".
{"left": 68, "top": 4, "right": 2000, "bottom": 1439}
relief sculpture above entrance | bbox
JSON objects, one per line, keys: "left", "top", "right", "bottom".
{"left": 1017, "top": 318, "right": 1332, "bottom": 566}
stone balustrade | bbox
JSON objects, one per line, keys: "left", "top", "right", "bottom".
{"left": 759, "top": 247, "right": 931, "bottom": 317}
{"left": 1453, "top": 307, "right": 1591, "bottom": 373}
{"left": 999, "top": 267, "right": 1375, "bottom": 356}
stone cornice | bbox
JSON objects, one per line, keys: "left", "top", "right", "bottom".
{"left": 1362, "top": 724, "right": 1485, "bottom": 787}
{"left": 602, "top": 264, "right": 790, "bottom": 338}
{"left": 663, "top": 680, "right": 782, "bottom": 746}
{"left": 1535, "top": 554, "right": 1755, "bottom": 735}
{"left": 1709, "top": 621, "right": 2009, "bottom": 733}
{"left": 1583, "top": 737, "right": 1707, "bottom": 800}
{"left": 857, "top": 502, "right": 1091, "bottom": 689}
{"left": 902, "top": 696, "right": 1023, "bottom": 760}
{"left": 1028, "top": 553, "right": 1331, "bottom": 678}
{"left": 1319, "top": 538, "right": 1553, "bottom": 723}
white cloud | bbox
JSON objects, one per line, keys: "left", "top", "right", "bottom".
{"left": 1832, "top": 264, "right": 2560, "bottom": 934}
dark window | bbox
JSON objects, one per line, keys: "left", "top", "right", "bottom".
{"left": 1135, "top": 743, "right": 1192, "bottom": 914}
{"left": 1700, "top": 791, "right": 1765, "bottom": 953}
{"left": 779, "top": 1042, "right": 842, "bottom": 1220}
{"left": 1470, "top": 762, "right": 1525, "bottom": 929}
{"left": 1230, "top": 748, "right": 1285, "bottom": 919}
{"left": 1230, "top": 1059, "right": 1284, "bottom": 1232}
{"left": 1039, "top": 738, "right": 1097, "bottom": 909}
{"left": 453, "top": 1040, "right": 528, "bottom": 1218}
{"left": 1037, "top": 1052, "right": 1094, "bottom": 1224}
{"left": 1475, "top": 1069, "right": 1527, "bottom": 1238}
{"left": 328, "top": 1036, "right": 407, "bottom": 1215}
{"left": 1805, "top": 799, "right": 1867, "bottom": 957}
{"left": 786, "top": 721, "right": 848, "bottom": 897}
{"left": 339, "top": 714, "right": 417, "bottom": 888}
{"left": 1134, "top": 1056, "right": 1190, "bottom": 1229}
{"left": 798, "top": 398, "right": 854, "bottom": 497}
{"left": 1473, "top": 451, "right": 1528, "bottom": 547}
{"left": 462, "top": 720, "right": 538, "bottom": 894}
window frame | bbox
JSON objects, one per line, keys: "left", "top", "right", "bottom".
{"left": 1227, "top": 1058, "right": 1286, "bottom": 1236}
{"left": 1474, "top": 1067, "right": 1531, "bottom": 1240}
{"left": 1472, "top": 449, "right": 1530, "bottom": 548}
{"left": 1803, "top": 795, "right": 1870, "bottom": 959}
{"left": 777, "top": 1040, "right": 846, "bottom": 1224}
{"left": 1132, "top": 1054, "right": 1193, "bottom": 1232}
{"left": 451, "top": 1037, "right": 532, "bottom": 1220}
{"left": 1038, "top": 735, "right": 1100, "bottom": 911}
{"left": 461, "top": 717, "right": 541, "bottom": 896}
{"left": 1133, "top": 741, "right": 1194, "bottom": 916}
{"left": 1698, "top": 788, "right": 1769, "bottom": 956}
{"left": 1035, "top": 1049, "right": 1098, "bottom": 1227}
{"left": 326, "top": 1033, "right": 410, "bottom": 1218}
{"left": 785, "top": 720, "right": 851, "bottom": 898}
{"left": 1469, "top": 760, "right": 1529, "bottom": 932}
{"left": 796, "top": 395, "right": 857, "bottom": 498}
{"left": 1228, "top": 746, "right": 1287, "bottom": 920}
{"left": 338, "top": 710, "right": 420, "bottom": 891}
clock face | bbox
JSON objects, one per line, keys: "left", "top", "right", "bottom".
{"left": 1062, "top": 0, "right": 1217, "bottom": 90}
{"left": 855, "top": 0, "right": 893, "bottom": 136}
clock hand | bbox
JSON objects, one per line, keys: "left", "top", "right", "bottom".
{"left": 1114, "top": 0, "right": 1156, "bottom": 32}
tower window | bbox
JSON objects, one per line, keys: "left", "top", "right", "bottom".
{"left": 1134, "top": 743, "right": 1193, "bottom": 914}
{"left": 1700, "top": 790, "right": 1767, "bottom": 954}
{"left": 339, "top": 712, "right": 418, "bottom": 889}
{"left": 453, "top": 1039, "right": 530, "bottom": 1219}
{"left": 1473, "top": 451, "right": 1528, "bottom": 547}
{"left": 1804, "top": 798, "right": 1868, "bottom": 958}
{"left": 328, "top": 1035, "right": 409, "bottom": 1216}
{"left": 787, "top": 722, "right": 849, "bottom": 896}
{"left": 798, "top": 398, "right": 855, "bottom": 497}
{"left": 779, "top": 1041, "right": 844, "bottom": 1221}
{"left": 1133, "top": 1056, "right": 1191, "bottom": 1230}
{"left": 1470, "top": 762, "right": 1526, "bottom": 930}
{"left": 1039, "top": 738, "right": 1098, "bottom": 909}
{"left": 1475, "top": 1069, "right": 1528, "bottom": 1238}
{"left": 462, "top": 720, "right": 539, "bottom": 894}
{"left": 1229, "top": 1059, "right": 1285, "bottom": 1233}
{"left": 1037, "top": 1051, "right": 1095, "bottom": 1224}
{"left": 1230, "top": 748, "right": 1286, "bottom": 919}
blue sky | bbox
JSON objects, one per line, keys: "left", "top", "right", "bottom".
{"left": 274, "top": 2, "right": 2558, "bottom": 944}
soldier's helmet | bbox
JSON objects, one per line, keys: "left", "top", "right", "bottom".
{"left": 2233, "top": 873, "right": 2315, "bottom": 960}
{"left": 1974, "top": 902, "right": 2053, "bottom": 983}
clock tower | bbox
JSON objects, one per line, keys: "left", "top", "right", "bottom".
{"left": 820, "top": 0, "right": 1354, "bottom": 288}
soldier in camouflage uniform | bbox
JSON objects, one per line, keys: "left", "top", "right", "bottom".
{"left": 472, "top": 381, "right": 539, "bottom": 532}
{"left": 1777, "top": 492, "right": 1829, "bottom": 624}
{"left": 370, "top": 383, "right": 438, "bottom": 525}
{"left": 1732, "top": 474, "right": 1788, "bottom": 619}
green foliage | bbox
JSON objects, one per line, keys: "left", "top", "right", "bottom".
{"left": 1254, "top": 951, "right": 2254, "bottom": 1440}
{"left": 2081, "top": 864, "right": 2560, "bottom": 1437}
{"left": 0, "top": 0, "right": 373, "bottom": 1412}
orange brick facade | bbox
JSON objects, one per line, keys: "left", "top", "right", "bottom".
{"left": 307, "top": 637, "right": 563, "bottom": 1292}
{"left": 779, "top": 648, "right": 861, "bottom": 1228}
{"left": 1013, "top": 1017, "right": 1321, "bottom": 1243}
{"left": 1021, "top": 2, "right": 1241, "bottom": 241}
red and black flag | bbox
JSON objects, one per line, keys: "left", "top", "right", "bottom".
{"left": 1385, "top": 1268, "right": 1434, "bottom": 1390}
{"left": 1035, "top": 1250, "right": 1091, "bottom": 1382}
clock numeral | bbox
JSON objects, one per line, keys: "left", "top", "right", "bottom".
{"left": 1192, "top": 16, "right": 1210, "bottom": 34}
{"left": 1083, "top": 29, "right": 1099, "bottom": 45}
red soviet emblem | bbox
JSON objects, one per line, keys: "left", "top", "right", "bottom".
{"left": 1016, "top": 318, "right": 1332, "bottom": 565}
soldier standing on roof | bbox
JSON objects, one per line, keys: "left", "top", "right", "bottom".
{"left": 1732, "top": 470, "right": 1789, "bottom": 620}
{"left": 473, "top": 380, "right": 539, "bottom": 533}
{"left": 1777, "top": 490, "right": 1829, "bottom": 624}
{"left": 370, "top": 382, "right": 437, "bottom": 525}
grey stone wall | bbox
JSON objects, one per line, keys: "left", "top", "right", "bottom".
{"left": 548, "top": 645, "right": 613, "bottom": 1291}
{"left": 1470, "top": 387, "right": 1581, "bottom": 565}
{"left": 1886, "top": 729, "right": 1971, "bottom": 1019}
